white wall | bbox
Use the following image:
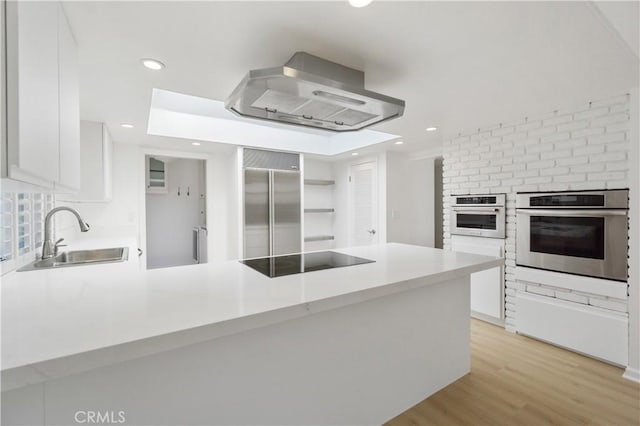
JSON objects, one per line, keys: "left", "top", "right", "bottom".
{"left": 56, "top": 142, "right": 141, "bottom": 242}
{"left": 626, "top": 87, "right": 639, "bottom": 381}
{"left": 442, "top": 93, "right": 632, "bottom": 334}
{"left": 386, "top": 152, "right": 435, "bottom": 247}
{"left": 58, "top": 142, "right": 239, "bottom": 264}
{"left": 207, "top": 149, "right": 238, "bottom": 261}
{"left": 307, "top": 152, "right": 434, "bottom": 252}
{"left": 145, "top": 158, "right": 204, "bottom": 269}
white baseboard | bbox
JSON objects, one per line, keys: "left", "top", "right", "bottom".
{"left": 471, "top": 311, "right": 505, "bottom": 327}
{"left": 623, "top": 367, "right": 640, "bottom": 383}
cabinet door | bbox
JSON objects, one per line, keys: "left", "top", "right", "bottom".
{"left": 451, "top": 236, "right": 504, "bottom": 320}
{"left": 5, "top": 1, "right": 60, "bottom": 187}
{"left": 146, "top": 157, "right": 169, "bottom": 194}
{"left": 272, "top": 171, "right": 301, "bottom": 256}
{"left": 57, "top": 4, "right": 80, "bottom": 190}
{"left": 102, "top": 124, "right": 113, "bottom": 200}
{"left": 57, "top": 121, "right": 112, "bottom": 202}
{"left": 243, "top": 169, "right": 270, "bottom": 258}
{"left": 1, "top": 1, "right": 6, "bottom": 178}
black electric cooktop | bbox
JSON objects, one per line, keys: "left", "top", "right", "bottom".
{"left": 240, "top": 251, "right": 375, "bottom": 278}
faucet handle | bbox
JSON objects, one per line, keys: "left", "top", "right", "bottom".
{"left": 53, "top": 238, "right": 67, "bottom": 255}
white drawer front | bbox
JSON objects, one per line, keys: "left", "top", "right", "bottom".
{"left": 515, "top": 292, "right": 628, "bottom": 366}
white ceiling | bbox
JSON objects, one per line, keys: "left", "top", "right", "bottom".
{"left": 63, "top": 1, "right": 639, "bottom": 155}
{"left": 593, "top": 1, "right": 640, "bottom": 59}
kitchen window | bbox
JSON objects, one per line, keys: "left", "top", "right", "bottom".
{"left": 1, "top": 193, "right": 14, "bottom": 264}
{"left": 1, "top": 192, "right": 54, "bottom": 274}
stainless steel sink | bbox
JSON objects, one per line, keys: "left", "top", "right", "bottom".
{"left": 18, "top": 247, "right": 129, "bottom": 272}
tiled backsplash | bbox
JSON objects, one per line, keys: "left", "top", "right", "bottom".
{"left": 442, "top": 93, "right": 631, "bottom": 331}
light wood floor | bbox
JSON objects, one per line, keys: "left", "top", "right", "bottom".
{"left": 387, "top": 319, "right": 640, "bottom": 426}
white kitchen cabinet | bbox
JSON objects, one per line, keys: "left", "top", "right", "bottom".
{"left": 516, "top": 292, "right": 628, "bottom": 366}
{"left": 5, "top": 1, "right": 59, "bottom": 187}
{"left": 58, "top": 122, "right": 113, "bottom": 202}
{"left": 451, "top": 234, "right": 505, "bottom": 325}
{"left": 56, "top": 4, "right": 80, "bottom": 191}
{"left": 146, "top": 157, "right": 169, "bottom": 194}
{"left": 1, "top": 1, "right": 6, "bottom": 173}
{"left": 3, "top": 1, "right": 80, "bottom": 190}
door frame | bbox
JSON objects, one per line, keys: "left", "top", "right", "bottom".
{"left": 347, "top": 158, "right": 381, "bottom": 247}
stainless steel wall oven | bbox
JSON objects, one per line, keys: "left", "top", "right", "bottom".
{"left": 450, "top": 194, "right": 506, "bottom": 239}
{"left": 516, "top": 189, "right": 628, "bottom": 281}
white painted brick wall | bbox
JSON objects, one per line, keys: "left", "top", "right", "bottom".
{"left": 442, "top": 94, "right": 631, "bottom": 332}
{"left": 555, "top": 289, "right": 589, "bottom": 305}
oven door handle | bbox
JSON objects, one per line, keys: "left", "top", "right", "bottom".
{"left": 452, "top": 207, "right": 501, "bottom": 213}
{"left": 517, "top": 209, "right": 627, "bottom": 216}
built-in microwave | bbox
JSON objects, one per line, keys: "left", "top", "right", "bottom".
{"left": 450, "top": 194, "right": 506, "bottom": 239}
{"left": 516, "top": 189, "right": 629, "bottom": 282}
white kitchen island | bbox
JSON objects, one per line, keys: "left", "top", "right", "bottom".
{"left": 1, "top": 243, "right": 502, "bottom": 425}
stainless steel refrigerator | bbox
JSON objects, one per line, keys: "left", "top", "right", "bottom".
{"left": 243, "top": 149, "right": 301, "bottom": 259}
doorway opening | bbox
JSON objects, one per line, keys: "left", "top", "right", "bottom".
{"left": 144, "top": 155, "right": 207, "bottom": 269}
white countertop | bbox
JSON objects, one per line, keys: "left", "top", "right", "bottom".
{"left": 1, "top": 242, "right": 502, "bottom": 389}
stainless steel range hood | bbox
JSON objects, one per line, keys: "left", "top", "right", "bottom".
{"left": 225, "top": 52, "right": 405, "bottom": 132}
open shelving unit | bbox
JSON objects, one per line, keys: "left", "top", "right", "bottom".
{"left": 303, "top": 165, "right": 336, "bottom": 248}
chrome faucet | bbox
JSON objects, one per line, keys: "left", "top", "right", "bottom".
{"left": 41, "top": 207, "right": 90, "bottom": 259}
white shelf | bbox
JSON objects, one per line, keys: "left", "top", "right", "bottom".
{"left": 304, "top": 179, "right": 335, "bottom": 186}
{"left": 304, "top": 208, "right": 335, "bottom": 213}
{"left": 304, "top": 235, "right": 335, "bottom": 242}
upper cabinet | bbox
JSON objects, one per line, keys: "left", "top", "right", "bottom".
{"left": 58, "top": 121, "right": 112, "bottom": 202}
{"left": 3, "top": 1, "right": 80, "bottom": 190}
{"left": 146, "top": 157, "right": 169, "bottom": 194}
{"left": 0, "top": 2, "right": 5, "bottom": 171}
{"left": 56, "top": 5, "right": 81, "bottom": 191}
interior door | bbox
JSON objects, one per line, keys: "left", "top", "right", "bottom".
{"left": 272, "top": 170, "right": 301, "bottom": 256}
{"left": 349, "top": 161, "right": 379, "bottom": 246}
{"left": 244, "top": 169, "right": 270, "bottom": 258}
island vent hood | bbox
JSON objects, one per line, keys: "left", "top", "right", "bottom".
{"left": 225, "top": 52, "right": 405, "bottom": 132}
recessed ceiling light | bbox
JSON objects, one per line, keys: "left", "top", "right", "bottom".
{"left": 352, "top": 152, "right": 359, "bottom": 156}
{"left": 140, "top": 58, "right": 165, "bottom": 71}
{"left": 426, "top": 127, "right": 438, "bottom": 132}
{"left": 348, "top": 0, "right": 372, "bottom": 7}
{"left": 192, "top": 142, "right": 201, "bottom": 146}
{"left": 120, "top": 123, "right": 134, "bottom": 128}
{"left": 394, "top": 141, "right": 404, "bottom": 145}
